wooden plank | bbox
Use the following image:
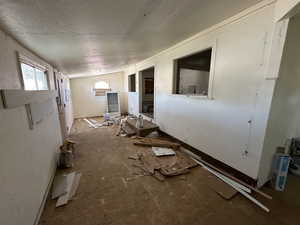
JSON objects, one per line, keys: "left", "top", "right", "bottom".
{"left": 182, "top": 148, "right": 272, "bottom": 200}
{"left": 0, "top": 89, "right": 57, "bottom": 109}
{"left": 201, "top": 168, "right": 237, "bottom": 200}
{"left": 134, "top": 138, "right": 180, "bottom": 150}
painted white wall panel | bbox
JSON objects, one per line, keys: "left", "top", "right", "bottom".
{"left": 258, "top": 15, "right": 300, "bottom": 186}
{"left": 0, "top": 27, "right": 64, "bottom": 225}
{"left": 125, "top": 4, "right": 280, "bottom": 180}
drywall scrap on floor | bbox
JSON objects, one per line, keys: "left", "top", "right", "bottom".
{"left": 51, "top": 175, "right": 68, "bottom": 199}
{"left": 53, "top": 172, "right": 81, "bottom": 207}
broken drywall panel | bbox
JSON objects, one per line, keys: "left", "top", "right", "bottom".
{"left": 51, "top": 175, "right": 68, "bottom": 199}
{"left": 56, "top": 172, "right": 76, "bottom": 207}
{"left": 0, "top": 89, "right": 57, "bottom": 109}
{"left": 152, "top": 147, "right": 176, "bottom": 156}
{"left": 69, "top": 173, "right": 81, "bottom": 199}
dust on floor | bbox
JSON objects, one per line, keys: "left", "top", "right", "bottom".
{"left": 39, "top": 118, "right": 300, "bottom": 225}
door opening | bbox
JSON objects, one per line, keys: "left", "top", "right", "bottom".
{"left": 140, "top": 67, "right": 154, "bottom": 118}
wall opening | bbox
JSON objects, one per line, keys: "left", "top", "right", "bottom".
{"left": 128, "top": 74, "right": 136, "bottom": 92}
{"left": 140, "top": 67, "right": 154, "bottom": 118}
{"left": 173, "top": 48, "right": 212, "bottom": 95}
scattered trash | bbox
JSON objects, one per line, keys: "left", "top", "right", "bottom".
{"left": 152, "top": 147, "right": 176, "bottom": 157}
{"left": 55, "top": 171, "right": 81, "bottom": 207}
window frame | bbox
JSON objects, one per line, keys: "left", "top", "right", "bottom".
{"left": 93, "top": 81, "right": 111, "bottom": 96}
{"left": 172, "top": 45, "right": 216, "bottom": 100}
{"left": 18, "top": 53, "right": 49, "bottom": 91}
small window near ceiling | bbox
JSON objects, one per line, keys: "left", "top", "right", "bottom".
{"left": 94, "top": 81, "right": 111, "bottom": 96}
{"left": 128, "top": 74, "right": 136, "bottom": 92}
{"left": 20, "top": 63, "right": 48, "bottom": 90}
{"left": 173, "top": 48, "right": 212, "bottom": 95}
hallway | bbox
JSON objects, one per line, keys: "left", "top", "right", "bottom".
{"left": 39, "top": 119, "right": 300, "bottom": 225}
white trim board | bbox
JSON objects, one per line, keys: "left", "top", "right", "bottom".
{"left": 0, "top": 90, "right": 57, "bottom": 109}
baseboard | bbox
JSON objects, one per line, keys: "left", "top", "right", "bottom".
{"left": 33, "top": 166, "right": 56, "bottom": 225}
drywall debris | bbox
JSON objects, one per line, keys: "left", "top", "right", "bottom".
{"left": 69, "top": 173, "right": 82, "bottom": 199}
{"left": 152, "top": 147, "right": 176, "bottom": 157}
{"left": 51, "top": 174, "right": 68, "bottom": 199}
{"left": 56, "top": 172, "right": 81, "bottom": 207}
{"left": 129, "top": 143, "right": 198, "bottom": 181}
{"left": 56, "top": 172, "right": 76, "bottom": 207}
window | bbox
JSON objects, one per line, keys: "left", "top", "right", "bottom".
{"left": 173, "top": 48, "right": 212, "bottom": 95}
{"left": 128, "top": 74, "right": 136, "bottom": 92}
{"left": 20, "top": 63, "right": 48, "bottom": 91}
{"left": 94, "top": 81, "right": 111, "bottom": 96}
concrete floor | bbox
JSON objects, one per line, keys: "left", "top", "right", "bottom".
{"left": 39, "top": 118, "right": 300, "bottom": 225}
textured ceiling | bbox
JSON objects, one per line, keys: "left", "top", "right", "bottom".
{"left": 0, "top": 0, "right": 263, "bottom": 77}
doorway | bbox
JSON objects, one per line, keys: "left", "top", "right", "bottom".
{"left": 140, "top": 67, "right": 154, "bottom": 118}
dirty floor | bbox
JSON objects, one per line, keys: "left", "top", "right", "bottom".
{"left": 39, "top": 118, "right": 300, "bottom": 225}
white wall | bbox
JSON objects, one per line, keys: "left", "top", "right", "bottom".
{"left": 124, "top": 2, "right": 284, "bottom": 182}
{"left": 0, "top": 30, "right": 63, "bottom": 225}
{"left": 71, "top": 72, "right": 126, "bottom": 118}
{"left": 258, "top": 15, "right": 300, "bottom": 185}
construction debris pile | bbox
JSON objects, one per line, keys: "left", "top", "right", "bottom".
{"left": 129, "top": 136, "right": 273, "bottom": 212}
{"left": 128, "top": 137, "right": 198, "bottom": 181}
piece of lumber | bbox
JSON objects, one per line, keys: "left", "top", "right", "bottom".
{"left": 83, "top": 118, "right": 97, "bottom": 128}
{"left": 51, "top": 174, "right": 68, "bottom": 199}
{"left": 202, "top": 169, "right": 238, "bottom": 200}
{"left": 0, "top": 89, "right": 57, "bottom": 109}
{"left": 201, "top": 160, "right": 270, "bottom": 212}
{"left": 134, "top": 138, "right": 180, "bottom": 150}
{"left": 182, "top": 148, "right": 272, "bottom": 200}
{"left": 56, "top": 172, "right": 76, "bottom": 207}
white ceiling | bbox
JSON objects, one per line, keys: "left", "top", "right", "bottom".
{"left": 0, "top": 0, "right": 263, "bottom": 77}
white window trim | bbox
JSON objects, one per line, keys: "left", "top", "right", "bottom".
{"left": 172, "top": 40, "right": 217, "bottom": 100}
{"left": 18, "top": 52, "right": 49, "bottom": 91}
